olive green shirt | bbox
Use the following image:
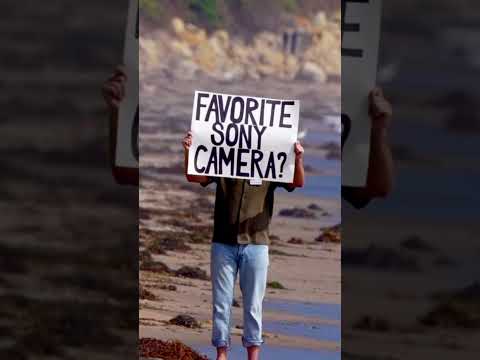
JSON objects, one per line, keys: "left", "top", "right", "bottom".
{"left": 203, "top": 178, "right": 294, "bottom": 245}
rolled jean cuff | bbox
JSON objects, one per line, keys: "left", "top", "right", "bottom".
{"left": 212, "top": 338, "right": 230, "bottom": 349}
{"left": 242, "top": 337, "right": 264, "bottom": 348}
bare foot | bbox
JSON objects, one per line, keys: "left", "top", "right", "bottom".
{"left": 216, "top": 346, "right": 227, "bottom": 360}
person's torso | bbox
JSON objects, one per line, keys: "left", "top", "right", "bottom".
{"left": 212, "top": 179, "right": 275, "bottom": 245}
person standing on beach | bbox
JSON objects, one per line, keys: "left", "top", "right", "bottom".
{"left": 183, "top": 132, "right": 305, "bottom": 360}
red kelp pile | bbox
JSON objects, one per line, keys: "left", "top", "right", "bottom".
{"left": 139, "top": 338, "right": 208, "bottom": 360}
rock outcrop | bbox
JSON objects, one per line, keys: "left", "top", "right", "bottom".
{"left": 140, "top": 12, "right": 340, "bottom": 82}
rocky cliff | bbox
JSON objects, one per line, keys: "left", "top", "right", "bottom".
{"left": 140, "top": 11, "right": 340, "bottom": 83}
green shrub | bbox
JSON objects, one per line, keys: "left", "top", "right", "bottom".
{"left": 189, "top": 0, "right": 219, "bottom": 25}
{"left": 282, "top": 0, "right": 298, "bottom": 12}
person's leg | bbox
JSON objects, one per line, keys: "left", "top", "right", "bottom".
{"left": 238, "top": 244, "right": 269, "bottom": 359}
{"left": 211, "top": 243, "right": 239, "bottom": 359}
{"left": 247, "top": 345, "right": 260, "bottom": 360}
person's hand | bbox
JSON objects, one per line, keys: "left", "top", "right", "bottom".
{"left": 102, "top": 66, "right": 127, "bottom": 111}
{"left": 294, "top": 141, "right": 304, "bottom": 159}
{"left": 183, "top": 131, "right": 193, "bottom": 151}
{"left": 369, "top": 87, "right": 392, "bottom": 131}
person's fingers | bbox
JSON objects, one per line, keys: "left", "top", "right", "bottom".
{"left": 377, "top": 98, "right": 392, "bottom": 114}
{"left": 370, "top": 88, "right": 391, "bottom": 113}
{"left": 372, "top": 103, "right": 392, "bottom": 120}
{"left": 183, "top": 133, "right": 192, "bottom": 143}
{"left": 103, "top": 84, "right": 120, "bottom": 103}
{"left": 370, "top": 87, "right": 383, "bottom": 98}
{"left": 183, "top": 137, "right": 192, "bottom": 149}
{"left": 114, "top": 65, "right": 127, "bottom": 80}
{"left": 294, "top": 142, "right": 304, "bottom": 155}
{"left": 107, "top": 71, "right": 127, "bottom": 89}
{"left": 109, "top": 81, "right": 126, "bottom": 101}
{"left": 102, "top": 83, "right": 125, "bottom": 111}
{"left": 108, "top": 83, "right": 123, "bottom": 101}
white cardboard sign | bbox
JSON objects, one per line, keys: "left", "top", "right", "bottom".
{"left": 188, "top": 91, "right": 299, "bottom": 183}
{"left": 341, "top": 0, "right": 382, "bottom": 186}
{"left": 115, "top": 0, "right": 139, "bottom": 168}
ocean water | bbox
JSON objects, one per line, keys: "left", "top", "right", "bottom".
{"left": 264, "top": 299, "right": 341, "bottom": 321}
{"left": 301, "top": 128, "right": 341, "bottom": 200}
{"left": 344, "top": 122, "right": 480, "bottom": 220}
{"left": 298, "top": 173, "right": 341, "bottom": 199}
{"left": 301, "top": 156, "right": 341, "bottom": 199}
{"left": 264, "top": 321, "right": 341, "bottom": 342}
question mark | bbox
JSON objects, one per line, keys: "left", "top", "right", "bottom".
{"left": 277, "top": 152, "right": 287, "bottom": 178}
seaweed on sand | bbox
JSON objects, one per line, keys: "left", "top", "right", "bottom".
{"left": 139, "top": 338, "right": 208, "bottom": 360}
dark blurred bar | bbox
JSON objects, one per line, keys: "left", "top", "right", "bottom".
{"left": 343, "top": 1, "right": 480, "bottom": 358}
{"left": 0, "top": 1, "right": 138, "bottom": 358}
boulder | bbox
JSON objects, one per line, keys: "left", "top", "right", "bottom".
{"left": 333, "top": 9, "right": 341, "bottom": 23}
{"left": 313, "top": 11, "right": 328, "bottom": 28}
{"left": 253, "top": 32, "right": 284, "bottom": 73}
{"left": 169, "top": 315, "right": 201, "bottom": 329}
{"left": 288, "top": 237, "right": 305, "bottom": 245}
{"left": 257, "top": 64, "right": 277, "bottom": 78}
{"left": 140, "top": 37, "right": 162, "bottom": 70}
{"left": 258, "top": 48, "right": 284, "bottom": 67}
{"left": 253, "top": 32, "right": 280, "bottom": 50}
{"left": 211, "top": 30, "right": 230, "bottom": 49}
{"left": 215, "top": 63, "right": 246, "bottom": 82}
{"left": 169, "top": 40, "right": 193, "bottom": 58}
{"left": 283, "top": 54, "right": 300, "bottom": 79}
{"left": 171, "top": 59, "right": 199, "bottom": 80}
{"left": 278, "top": 207, "right": 316, "bottom": 219}
{"left": 246, "top": 67, "right": 261, "bottom": 80}
{"left": 171, "top": 17, "right": 185, "bottom": 36}
{"left": 297, "top": 62, "right": 327, "bottom": 82}
{"left": 180, "top": 23, "right": 207, "bottom": 47}
{"left": 316, "top": 228, "right": 341, "bottom": 243}
{"left": 194, "top": 43, "right": 217, "bottom": 73}
{"left": 175, "top": 266, "right": 209, "bottom": 281}
{"left": 230, "top": 42, "right": 251, "bottom": 64}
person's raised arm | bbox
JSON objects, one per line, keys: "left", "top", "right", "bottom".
{"left": 183, "top": 131, "right": 210, "bottom": 184}
{"left": 285, "top": 141, "right": 305, "bottom": 191}
{"left": 102, "top": 66, "right": 139, "bottom": 186}
{"left": 365, "top": 87, "right": 394, "bottom": 196}
{"left": 344, "top": 87, "right": 394, "bottom": 204}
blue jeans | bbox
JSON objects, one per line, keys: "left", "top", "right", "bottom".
{"left": 210, "top": 243, "right": 269, "bottom": 349}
